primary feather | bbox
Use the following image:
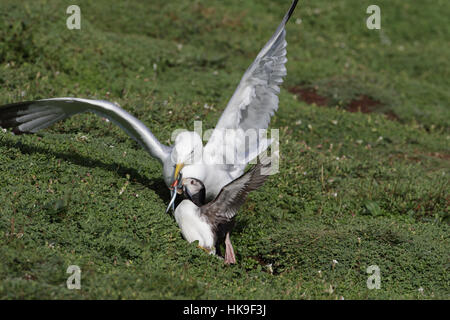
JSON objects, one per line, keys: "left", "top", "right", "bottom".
{"left": 204, "top": 0, "right": 298, "bottom": 170}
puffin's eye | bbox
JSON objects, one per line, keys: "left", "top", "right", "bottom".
{"left": 190, "top": 180, "right": 194, "bottom": 185}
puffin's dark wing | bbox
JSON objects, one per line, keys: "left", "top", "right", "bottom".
{"left": 0, "top": 98, "right": 171, "bottom": 162}
{"left": 201, "top": 154, "right": 273, "bottom": 223}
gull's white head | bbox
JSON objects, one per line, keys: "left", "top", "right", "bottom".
{"left": 170, "top": 131, "right": 203, "bottom": 184}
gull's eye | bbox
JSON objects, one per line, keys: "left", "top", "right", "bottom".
{"left": 190, "top": 180, "right": 194, "bottom": 185}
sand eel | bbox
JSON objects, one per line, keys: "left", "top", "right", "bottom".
{"left": 0, "top": 1, "right": 297, "bottom": 209}
{"left": 174, "top": 155, "right": 273, "bottom": 264}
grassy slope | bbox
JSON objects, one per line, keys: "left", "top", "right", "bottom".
{"left": 0, "top": 0, "right": 448, "bottom": 299}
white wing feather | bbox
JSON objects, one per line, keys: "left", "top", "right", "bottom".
{"left": 0, "top": 97, "right": 171, "bottom": 163}
{"left": 204, "top": 0, "right": 297, "bottom": 171}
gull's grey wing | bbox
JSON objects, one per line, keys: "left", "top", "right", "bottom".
{"left": 0, "top": 97, "right": 171, "bottom": 163}
{"left": 204, "top": 0, "right": 298, "bottom": 166}
{"left": 200, "top": 154, "right": 273, "bottom": 224}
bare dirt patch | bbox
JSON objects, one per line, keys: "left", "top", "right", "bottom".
{"left": 289, "top": 85, "right": 399, "bottom": 121}
{"left": 347, "top": 95, "right": 380, "bottom": 113}
{"left": 289, "top": 86, "right": 328, "bottom": 106}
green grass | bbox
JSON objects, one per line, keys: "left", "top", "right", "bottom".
{"left": 0, "top": 0, "right": 449, "bottom": 299}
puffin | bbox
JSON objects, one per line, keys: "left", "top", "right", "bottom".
{"left": 173, "top": 154, "right": 273, "bottom": 264}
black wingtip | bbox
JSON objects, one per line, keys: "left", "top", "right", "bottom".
{"left": 0, "top": 102, "right": 27, "bottom": 133}
{"left": 12, "top": 127, "right": 25, "bottom": 135}
{"left": 284, "top": 0, "right": 299, "bottom": 24}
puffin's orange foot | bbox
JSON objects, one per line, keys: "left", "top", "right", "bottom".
{"left": 224, "top": 232, "right": 236, "bottom": 264}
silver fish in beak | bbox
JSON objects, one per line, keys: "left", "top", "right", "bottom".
{"left": 166, "top": 175, "right": 182, "bottom": 213}
{"left": 165, "top": 188, "right": 177, "bottom": 213}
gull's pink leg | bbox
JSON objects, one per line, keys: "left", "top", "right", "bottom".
{"left": 224, "top": 232, "right": 236, "bottom": 264}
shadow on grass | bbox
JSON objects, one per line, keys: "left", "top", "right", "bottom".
{"left": 0, "top": 137, "right": 171, "bottom": 203}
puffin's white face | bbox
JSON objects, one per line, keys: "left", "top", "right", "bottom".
{"left": 178, "top": 177, "right": 206, "bottom": 206}
{"left": 179, "top": 177, "right": 204, "bottom": 194}
{"left": 170, "top": 131, "right": 203, "bottom": 184}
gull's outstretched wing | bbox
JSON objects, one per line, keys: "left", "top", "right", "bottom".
{"left": 204, "top": 0, "right": 298, "bottom": 167}
{"left": 0, "top": 97, "right": 171, "bottom": 163}
{"left": 200, "top": 154, "right": 273, "bottom": 225}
